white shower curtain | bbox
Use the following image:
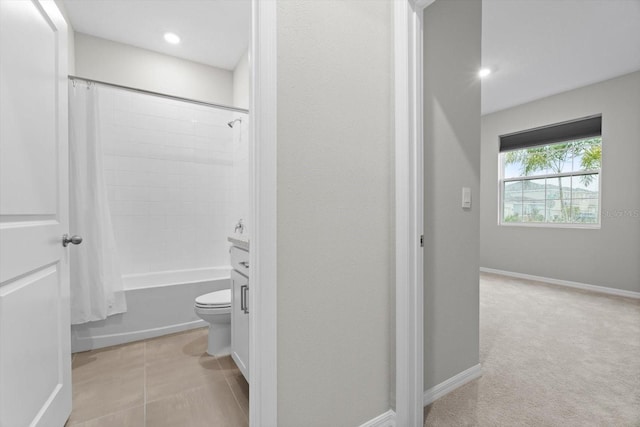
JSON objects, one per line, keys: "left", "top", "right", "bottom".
{"left": 69, "top": 82, "right": 127, "bottom": 324}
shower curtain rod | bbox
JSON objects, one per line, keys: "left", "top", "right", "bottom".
{"left": 68, "top": 75, "right": 249, "bottom": 114}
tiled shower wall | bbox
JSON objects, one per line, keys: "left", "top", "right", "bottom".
{"left": 231, "top": 117, "right": 249, "bottom": 235}
{"left": 99, "top": 85, "right": 248, "bottom": 276}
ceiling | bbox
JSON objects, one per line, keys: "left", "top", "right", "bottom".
{"left": 62, "top": 0, "right": 250, "bottom": 71}
{"left": 62, "top": 1, "right": 639, "bottom": 110}
{"left": 482, "top": 0, "right": 640, "bottom": 115}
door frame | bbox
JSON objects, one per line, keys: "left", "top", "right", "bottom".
{"left": 248, "top": 1, "right": 277, "bottom": 425}
{"left": 248, "top": 1, "right": 432, "bottom": 425}
{"left": 394, "top": 0, "right": 427, "bottom": 425}
{"left": 394, "top": 0, "right": 433, "bottom": 425}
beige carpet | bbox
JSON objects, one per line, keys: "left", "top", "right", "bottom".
{"left": 424, "top": 273, "right": 640, "bottom": 427}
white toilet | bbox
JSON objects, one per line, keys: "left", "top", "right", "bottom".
{"left": 194, "top": 289, "right": 232, "bottom": 356}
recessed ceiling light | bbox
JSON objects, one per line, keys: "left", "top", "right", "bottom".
{"left": 478, "top": 68, "right": 492, "bottom": 78}
{"left": 164, "top": 32, "right": 180, "bottom": 45}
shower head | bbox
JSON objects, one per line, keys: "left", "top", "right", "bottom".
{"left": 227, "top": 118, "right": 242, "bottom": 128}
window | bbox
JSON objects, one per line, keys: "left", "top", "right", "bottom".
{"left": 499, "top": 115, "right": 602, "bottom": 226}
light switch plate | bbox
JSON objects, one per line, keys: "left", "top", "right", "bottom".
{"left": 462, "top": 187, "right": 471, "bottom": 209}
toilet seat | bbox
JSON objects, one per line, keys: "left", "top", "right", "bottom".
{"left": 195, "top": 289, "right": 231, "bottom": 308}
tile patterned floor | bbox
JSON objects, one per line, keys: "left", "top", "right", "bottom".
{"left": 66, "top": 328, "right": 248, "bottom": 427}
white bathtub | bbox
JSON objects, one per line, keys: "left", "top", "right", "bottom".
{"left": 71, "top": 267, "right": 231, "bottom": 352}
{"left": 122, "top": 267, "right": 231, "bottom": 290}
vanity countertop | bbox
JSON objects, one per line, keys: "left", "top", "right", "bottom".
{"left": 228, "top": 236, "right": 250, "bottom": 251}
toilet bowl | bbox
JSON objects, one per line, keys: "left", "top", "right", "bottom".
{"left": 194, "top": 289, "right": 231, "bottom": 356}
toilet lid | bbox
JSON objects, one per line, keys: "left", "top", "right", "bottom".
{"left": 196, "top": 289, "right": 231, "bottom": 307}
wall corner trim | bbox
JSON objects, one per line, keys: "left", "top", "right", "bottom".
{"left": 358, "top": 410, "right": 397, "bottom": 427}
{"left": 480, "top": 268, "right": 640, "bottom": 299}
{"left": 423, "top": 364, "right": 482, "bottom": 406}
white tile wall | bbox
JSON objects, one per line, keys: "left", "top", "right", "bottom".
{"left": 99, "top": 86, "right": 248, "bottom": 275}
{"left": 229, "top": 117, "right": 250, "bottom": 236}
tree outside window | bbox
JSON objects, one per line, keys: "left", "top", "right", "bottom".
{"left": 501, "top": 137, "right": 601, "bottom": 225}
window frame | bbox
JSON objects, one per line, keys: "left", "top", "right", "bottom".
{"left": 498, "top": 140, "right": 602, "bottom": 229}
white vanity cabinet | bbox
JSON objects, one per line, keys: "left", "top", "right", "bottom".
{"left": 230, "top": 244, "right": 249, "bottom": 382}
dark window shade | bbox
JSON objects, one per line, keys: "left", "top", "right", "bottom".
{"left": 499, "top": 115, "right": 602, "bottom": 152}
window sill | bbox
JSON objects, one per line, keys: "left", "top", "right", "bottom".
{"left": 498, "top": 222, "right": 601, "bottom": 230}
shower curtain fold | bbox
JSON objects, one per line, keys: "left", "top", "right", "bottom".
{"left": 69, "top": 82, "right": 127, "bottom": 324}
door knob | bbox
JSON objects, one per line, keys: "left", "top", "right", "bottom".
{"left": 62, "top": 234, "right": 83, "bottom": 247}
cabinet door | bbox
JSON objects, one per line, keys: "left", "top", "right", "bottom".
{"left": 231, "top": 270, "right": 249, "bottom": 381}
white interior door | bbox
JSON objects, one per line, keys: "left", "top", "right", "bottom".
{"left": 0, "top": 1, "right": 71, "bottom": 426}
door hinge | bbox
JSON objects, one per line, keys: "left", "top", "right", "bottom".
{"left": 420, "top": 234, "right": 424, "bottom": 247}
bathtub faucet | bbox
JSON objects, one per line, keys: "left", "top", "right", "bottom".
{"left": 235, "top": 219, "right": 245, "bottom": 234}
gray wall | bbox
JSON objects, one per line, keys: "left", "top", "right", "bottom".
{"left": 232, "top": 50, "right": 249, "bottom": 109}
{"left": 53, "top": 0, "right": 75, "bottom": 75}
{"left": 74, "top": 33, "right": 233, "bottom": 106}
{"left": 481, "top": 71, "right": 640, "bottom": 293}
{"left": 423, "top": 0, "right": 481, "bottom": 390}
{"left": 276, "top": 1, "right": 393, "bottom": 425}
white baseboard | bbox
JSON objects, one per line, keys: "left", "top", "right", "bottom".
{"left": 71, "top": 319, "right": 206, "bottom": 352}
{"left": 424, "top": 364, "right": 482, "bottom": 406}
{"left": 358, "top": 409, "right": 396, "bottom": 427}
{"left": 480, "top": 267, "right": 640, "bottom": 299}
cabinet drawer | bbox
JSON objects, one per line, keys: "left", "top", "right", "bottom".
{"left": 230, "top": 246, "right": 249, "bottom": 276}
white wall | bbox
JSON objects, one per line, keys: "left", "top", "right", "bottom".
{"left": 232, "top": 51, "right": 249, "bottom": 109}
{"left": 481, "top": 71, "right": 640, "bottom": 293}
{"left": 276, "top": 1, "right": 393, "bottom": 425}
{"left": 75, "top": 32, "right": 233, "bottom": 106}
{"left": 423, "top": 0, "right": 481, "bottom": 390}
{"left": 97, "top": 84, "right": 241, "bottom": 276}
